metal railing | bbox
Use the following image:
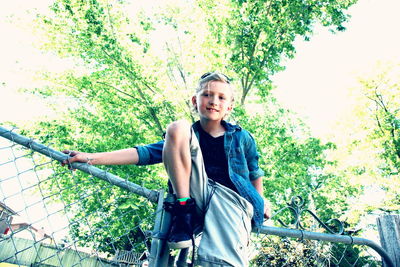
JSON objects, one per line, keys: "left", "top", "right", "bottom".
{"left": 0, "top": 126, "right": 395, "bottom": 267}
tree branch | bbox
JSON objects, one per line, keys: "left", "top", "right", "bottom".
{"left": 100, "top": 47, "right": 164, "bottom": 135}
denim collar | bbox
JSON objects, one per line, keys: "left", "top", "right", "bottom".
{"left": 192, "top": 120, "right": 241, "bottom": 134}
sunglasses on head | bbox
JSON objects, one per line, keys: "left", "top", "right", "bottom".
{"left": 200, "top": 72, "right": 231, "bottom": 83}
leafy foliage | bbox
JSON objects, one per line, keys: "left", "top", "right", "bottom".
{"left": 18, "top": 0, "right": 361, "bottom": 256}
{"left": 233, "top": 99, "right": 359, "bottom": 222}
{"left": 199, "top": 0, "right": 357, "bottom": 104}
{"left": 252, "top": 238, "right": 331, "bottom": 266}
{"left": 251, "top": 237, "right": 379, "bottom": 267}
{"left": 331, "top": 63, "right": 400, "bottom": 216}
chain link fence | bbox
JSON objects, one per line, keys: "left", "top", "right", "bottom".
{"left": 0, "top": 126, "right": 394, "bottom": 266}
{"left": 252, "top": 227, "right": 388, "bottom": 266}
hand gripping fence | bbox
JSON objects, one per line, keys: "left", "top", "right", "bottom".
{"left": 0, "top": 125, "right": 396, "bottom": 267}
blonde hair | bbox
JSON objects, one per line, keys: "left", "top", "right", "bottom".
{"left": 196, "top": 72, "right": 234, "bottom": 102}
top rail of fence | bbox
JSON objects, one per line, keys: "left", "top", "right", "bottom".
{"left": 0, "top": 126, "right": 159, "bottom": 203}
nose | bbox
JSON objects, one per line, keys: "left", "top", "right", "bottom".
{"left": 209, "top": 95, "right": 219, "bottom": 105}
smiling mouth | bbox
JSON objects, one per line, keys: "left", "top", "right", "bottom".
{"left": 207, "top": 108, "right": 219, "bottom": 112}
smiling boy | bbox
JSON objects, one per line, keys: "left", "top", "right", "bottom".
{"left": 63, "top": 72, "right": 270, "bottom": 266}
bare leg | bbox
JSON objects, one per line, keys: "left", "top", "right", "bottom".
{"left": 163, "top": 120, "right": 192, "bottom": 199}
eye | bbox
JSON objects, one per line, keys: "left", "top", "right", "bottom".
{"left": 202, "top": 93, "right": 209, "bottom": 97}
{"left": 219, "top": 96, "right": 226, "bottom": 100}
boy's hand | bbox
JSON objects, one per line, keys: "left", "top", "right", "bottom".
{"left": 264, "top": 198, "right": 272, "bottom": 220}
{"left": 61, "top": 150, "right": 92, "bottom": 169}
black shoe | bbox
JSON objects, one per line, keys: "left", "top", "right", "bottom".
{"left": 164, "top": 198, "right": 196, "bottom": 249}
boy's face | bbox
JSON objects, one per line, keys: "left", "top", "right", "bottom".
{"left": 192, "top": 81, "right": 233, "bottom": 122}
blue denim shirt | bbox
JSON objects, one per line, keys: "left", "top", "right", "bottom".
{"left": 135, "top": 120, "right": 265, "bottom": 226}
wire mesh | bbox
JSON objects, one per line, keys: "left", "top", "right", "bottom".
{"left": 0, "top": 126, "right": 393, "bottom": 267}
{"left": 250, "top": 232, "right": 382, "bottom": 266}
{"left": 0, "top": 129, "right": 156, "bottom": 266}
{"left": 248, "top": 204, "right": 388, "bottom": 267}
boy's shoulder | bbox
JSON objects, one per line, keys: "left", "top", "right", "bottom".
{"left": 222, "top": 120, "right": 255, "bottom": 140}
{"left": 221, "top": 120, "right": 241, "bottom": 132}
{"left": 222, "top": 120, "right": 251, "bottom": 133}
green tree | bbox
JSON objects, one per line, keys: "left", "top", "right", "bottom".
{"left": 198, "top": 0, "right": 357, "bottom": 104}
{"left": 16, "top": 0, "right": 360, "bottom": 255}
{"left": 234, "top": 99, "right": 359, "bottom": 226}
{"left": 332, "top": 64, "right": 400, "bottom": 226}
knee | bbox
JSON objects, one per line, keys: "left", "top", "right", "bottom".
{"left": 165, "top": 119, "right": 191, "bottom": 142}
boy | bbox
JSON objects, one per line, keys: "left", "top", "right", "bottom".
{"left": 63, "top": 72, "right": 271, "bottom": 266}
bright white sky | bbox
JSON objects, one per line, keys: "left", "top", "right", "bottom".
{"left": 272, "top": 0, "right": 400, "bottom": 137}
{"left": 1, "top": 0, "right": 400, "bottom": 137}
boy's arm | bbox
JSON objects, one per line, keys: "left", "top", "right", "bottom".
{"left": 62, "top": 148, "right": 139, "bottom": 166}
{"left": 251, "top": 176, "right": 272, "bottom": 220}
{"left": 62, "top": 140, "right": 165, "bottom": 167}
{"left": 251, "top": 176, "right": 264, "bottom": 195}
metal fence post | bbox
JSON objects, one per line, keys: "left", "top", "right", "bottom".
{"left": 377, "top": 215, "right": 400, "bottom": 267}
{"left": 148, "top": 190, "right": 173, "bottom": 267}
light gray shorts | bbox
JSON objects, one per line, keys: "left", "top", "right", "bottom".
{"left": 188, "top": 128, "right": 253, "bottom": 267}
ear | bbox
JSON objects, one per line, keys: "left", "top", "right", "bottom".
{"left": 224, "top": 104, "right": 233, "bottom": 118}
{"left": 191, "top": 95, "right": 197, "bottom": 106}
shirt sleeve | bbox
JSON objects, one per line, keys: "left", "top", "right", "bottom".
{"left": 135, "top": 140, "right": 164, "bottom": 165}
{"left": 244, "top": 132, "right": 265, "bottom": 181}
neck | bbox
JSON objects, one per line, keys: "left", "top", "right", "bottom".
{"left": 199, "top": 119, "right": 225, "bottom": 137}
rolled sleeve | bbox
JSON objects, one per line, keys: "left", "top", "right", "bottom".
{"left": 135, "top": 140, "right": 164, "bottom": 165}
{"left": 249, "top": 168, "right": 265, "bottom": 181}
{"left": 245, "top": 132, "right": 265, "bottom": 181}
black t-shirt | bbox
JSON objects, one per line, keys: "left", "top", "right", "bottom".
{"left": 198, "top": 126, "right": 238, "bottom": 193}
